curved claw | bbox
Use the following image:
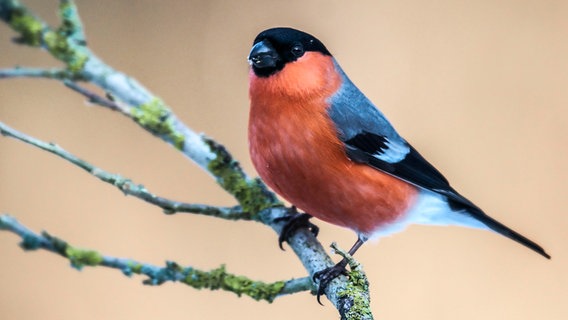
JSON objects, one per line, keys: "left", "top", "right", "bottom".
{"left": 312, "top": 260, "right": 349, "bottom": 305}
{"left": 274, "top": 208, "right": 319, "bottom": 250}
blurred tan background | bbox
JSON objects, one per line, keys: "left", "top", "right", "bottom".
{"left": 1, "top": 0, "right": 566, "bottom": 319}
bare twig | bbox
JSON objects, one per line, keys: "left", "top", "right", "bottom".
{"left": 63, "top": 80, "right": 130, "bottom": 113}
{"left": 0, "top": 121, "right": 251, "bottom": 220}
{"left": 0, "top": 67, "right": 71, "bottom": 79}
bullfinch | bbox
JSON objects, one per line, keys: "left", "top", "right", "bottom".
{"left": 247, "top": 27, "right": 550, "bottom": 300}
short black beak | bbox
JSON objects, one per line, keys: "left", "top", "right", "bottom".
{"left": 248, "top": 40, "right": 278, "bottom": 69}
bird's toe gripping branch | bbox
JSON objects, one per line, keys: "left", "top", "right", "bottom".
{"left": 313, "top": 242, "right": 370, "bottom": 307}
{"left": 313, "top": 258, "right": 349, "bottom": 305}
{"left": 274, "top": 206, "right": 319, "bottom": 250}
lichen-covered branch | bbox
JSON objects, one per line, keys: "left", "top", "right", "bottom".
{"left": 331, "top": 243, "right": 373, "bottom": 320}
{"left": 0, "top": 0, "right": 89, "bottom": 74}
{"left": 0, "top": 0, "right": 373, "bottom": 316}
{"left": 0, "top": 214, "right": 311, "bottom": 302}
{"left": 0, "top": 0, "right": 49, "bottom": 47}
{"left": 0, "top": 121, "right": 250, "bottom": 220}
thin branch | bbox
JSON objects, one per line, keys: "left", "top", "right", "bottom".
{"left": 0, "top": 67, "right": 70, "bottom": 79}
{"left": 0, "top": 121, "right": 251, "bottom": 220}
{"left": 0, "top": 214, "right": 311, "bottom": 302}
{"left": 0, "top": 0, "right": 51, "bottom": 47}
{"left": 63, "top": 80, "right": 130, "bottom": 114}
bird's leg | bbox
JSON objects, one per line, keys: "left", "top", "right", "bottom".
{"left": 313, "top": 237, "right": 366, "bottom": 305}
{"left": 274, "top": 206, "right": 319, "bottom": 250}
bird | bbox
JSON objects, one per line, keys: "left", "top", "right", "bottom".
{"left": 246, "top": 27, "right": 550, "bottom": 301}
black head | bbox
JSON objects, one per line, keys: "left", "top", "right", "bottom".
{"left": 248, "top": 27, "right": 331, "bottom": 77}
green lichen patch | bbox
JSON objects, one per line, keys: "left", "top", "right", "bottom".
{"left": 330, "top": 242, "right": 372, "bottom": 319}
{"left": 337, "top": 269, "right": 372, "bottom": 319}
{"left": 131, "top": 99, "right": 185, "bottom": 150}
{"left": 129, "top": 262, "right": 144, "bottom": 275}
{"left": 42, "top": 29, "right": 88, "bottom": 74}
{"left": 65, "top": 246, "right": 103, "bottom": 270}
{"left": 0, "top": 0, "right": 88, "bottom": 75}
{"left": 40, "top": 231, "right": 103, "bottom": 270}
{"left": 43, "top": 30, "right": 71, "bottom": 59}
{"left": 68, "top": 52, "right": 88, "bottom": 73}
{"left": 2, "top": 3, "right": 45, "bottom": 46}
{"left": 205, "top": 138, "right": 281, "bottom": 217}
{"left": 182, "top": 265, "right": 285, "bottom": 302}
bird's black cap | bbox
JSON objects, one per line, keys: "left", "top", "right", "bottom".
{"left": 248, "top": 27, "right": 331, "bottom": 77}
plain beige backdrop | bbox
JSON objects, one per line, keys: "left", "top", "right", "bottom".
{"left": 1, "top": 0, "right": 566, "bottom": 319}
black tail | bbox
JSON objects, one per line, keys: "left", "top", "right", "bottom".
{"left": 469, "top": 208, "right": 551, "bottom": 259}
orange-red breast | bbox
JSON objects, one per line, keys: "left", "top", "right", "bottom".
{"left": 247, "top": 27, "right": 550, "bottom": 298}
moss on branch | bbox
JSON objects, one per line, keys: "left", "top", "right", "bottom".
{"left": 182, "top": 265, "right": 286, "bottom": 302}
{"left": 331, "top": 242, "right": 373, "bottom": 319}
{"left": 205, "top": 138, "right": 282, "bottom": 217}
{"left": 0, "top": 0, "right": 44, "bottom": 46}
{"left": 130, "top": 98, "right": 186, "bottom": 150}
{"left": 0, "top": 0, "right": 88, "bottom": 76}
{"left": 2, "top": 214, "right": 302, "bottom": 302}
{"left": 20, "top": 231, "right": 104, "bottom": 270}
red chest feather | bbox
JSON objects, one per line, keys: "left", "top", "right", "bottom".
{"left": 248, "top": 53, "right": 417, "bottom": 236}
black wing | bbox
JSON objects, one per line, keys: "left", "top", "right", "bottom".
{"left": 344, "top": 131, "right": 551, "bottom": 259}
{"left": 344, "top": 131, "right": 474, "bottom": 209}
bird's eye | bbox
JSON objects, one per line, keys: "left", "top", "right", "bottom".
{"left": 291, "top": 44, "right": 304, "bottom": 57}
